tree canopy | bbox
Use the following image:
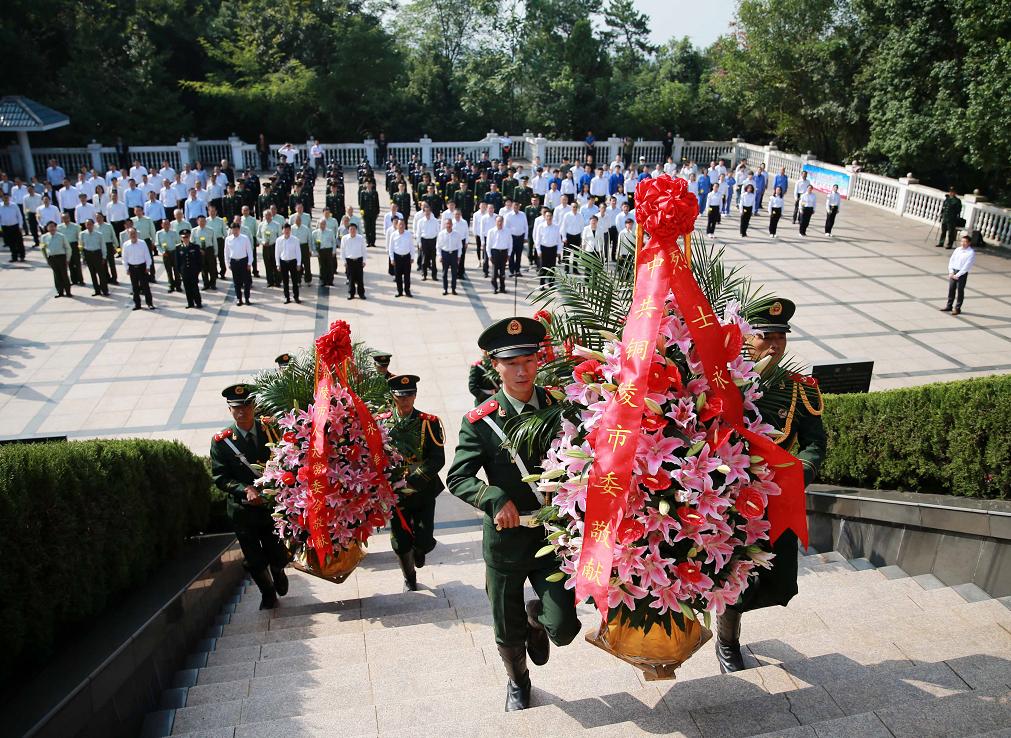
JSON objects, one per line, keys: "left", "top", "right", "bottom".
{"left": 5, "top": 0, "right": 1010, "bottom": 198}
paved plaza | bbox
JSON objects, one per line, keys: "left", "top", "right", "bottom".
{"left": 2, "top": 175, "right": 1010, "bottom": 460}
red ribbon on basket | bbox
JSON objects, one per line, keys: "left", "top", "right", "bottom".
{"left": 305, "top": 368, "right": 336, "bottom": 557}
{"left": 573, "top": 175, "right": 808, "bottom": 618}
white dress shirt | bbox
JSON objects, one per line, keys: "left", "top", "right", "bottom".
{"left": 826, "top": 192, "right": 842, "bottom": 209}
{"left": 275, "top": 235, "right": 302, "bottom": 265}
{"left": 801, "top": 192, "right": 817, "bottom": 208}
{"left": 740, "top": 191, "right": 756, "bottom": 209}
{"left": 340, "top": 233, "right": 367, "bottom": 260}
{"left": 795, "top": 178, "right": 810, "bottom": 196}
{"left": 769, "top": 195, "right": 785, "bottom": 211}
{"left": 58, "top": 186, "right": 80, "bottom": 211}
{"left": 561, "top": 211, "right": 584, "bottom": 236}
{"left": 121, "top": 239, "right": 153, "bottom": 268}
{"left": 534, "top": 222, "right": 562, "bottom": 253}
{"left": 544, "top": 189, "right": 561, "bottom": 209}
{"left": 74, "top": 203, "right": 97, "bottom": 224}
{"left": 415, "top": 214, "right": 441, "bottom": 240}
{"left": 589, "top": 175, "right": 608, "bottom": 197}
{"left": 37, "top": 203, "right": 61, "bottom": 227}
{"left": 504, "top": 210, "right": 527, "bottom": 238}
{"left": 388, "top": 229, "right": 417, "bottom": 259}
{"left": 437, "top": 228, "right": 461, "bottom": 254}
{"left": 452, "top": 217, "right": 469, "bottom": 242}
{"left": 706, "top": 191, "right": 722, "bottom": 209}
{"left": 486, "top": 227, "right": 511, "bottom": 252}
{"left": 225, "top": 233, "right": 253, "bottom": 261}
{"left": 105, "top": 201, "right": 128, "bottom": 222}
{"left": 948, "top": 247, "right": 976, "bottom": 277}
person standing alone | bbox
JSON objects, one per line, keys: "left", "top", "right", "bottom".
{"left": 940, "top": 234, "right": 976, "bottom": 316}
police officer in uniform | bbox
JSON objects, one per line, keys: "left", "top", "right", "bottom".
{"left": 448, "top": 318, "right": 581, "bottom": 711}
{"left": 378, "top": 375, "right": 446, "bottom": 591}
{"left": 275, "top": 353, "right": 291, "bottom": 369}
{"left": 210, "top": 384, "right": 290, "bottom": 609}
{"left": 715, "top": 298, "right": 826, "bottom": 672}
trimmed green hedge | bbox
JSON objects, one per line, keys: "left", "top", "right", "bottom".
{"left": 0, "top": 439, "right": 212, "bottom": 685}
{"left": 820, "top": 374, "right": 1011, "bottom": 499}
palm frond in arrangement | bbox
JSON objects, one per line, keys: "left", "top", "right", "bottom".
{"left": 252, "top": 339, "right": 392, "bottom": 418}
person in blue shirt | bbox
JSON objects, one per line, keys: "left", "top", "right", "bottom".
{"left": 608, "top": 165, "right": 623, "bottom": 196}
{"left": 548, "top": 169, "right": 562, "bottom": 193}
{"left": 584, "top": 130, "right": 596, "bottom": 165}
{"left": 577, "top": 164, "right": 592, "bottom": 193}
{"left": 697, "top": 171, "right": 711, "bottom": 214}
{"left": 773, "top": 168, "right": 789, "bottom": 202}
{"left": 723, "top": 174, "right": 735, "bottom": 215}
{"left": 754, "top": 166, "right": 768, "bottom": 211}
{"left": 46, "top": 160, "right": 66, "bottom": 199}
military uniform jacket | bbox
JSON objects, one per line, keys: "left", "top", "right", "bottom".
{"left": 447, "top": 387, "right": 556, "bottom": 571}
{"left": 941, "top": 195, "right": 962, "bottom": 225}
{"left": 766, "top": 372, "right": 826, "bottom": 485}
{"left": 359, "top": 189, "right": 380, "bottom": 216}
{"left": 210, "top": 420, "right": 272, "bottom": 528}
{"left": 326, "top": 192, "right": 346, "bottom": 216}
{"left": 379, "top": 407, "right": 446, "bottom": 500}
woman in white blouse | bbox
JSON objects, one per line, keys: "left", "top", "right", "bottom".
{"left": 768, "top": 187, "right": 785, "bottom": 238}
{"left": 824, "top": 184, "right": 842, "bottom": 237}
{"left": 739, "top": 184, "right": 756, "bottom": 237}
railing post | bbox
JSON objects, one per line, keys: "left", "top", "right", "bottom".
{"left": 363, "top": 137, "right": 376, "bottom": 167}
{"left": 764, "top": 141, "right": 775, "bottom": 170}
{"left": 87, "top": 141, "right": 103, "bottom": 171}
{"left": 177, "top": 138, "right": 191, "bottom": 168}
{"left": 485, "top": 130, "right": 501, "bottom": 160}
{"left": 731, "top": 137, "right": 743, "bottom": 165}
{"left": 420, "top": 135, "right": 433, "bottom": 166}
{"left": 964, "top": 190, "right": 986, "bottom": 233}
{"left": 673, "top": 136, "right": 684, "bottom": 164}
{"left": 10, "top": 142, "right": 26, "bottom": 179}
{"left": 896, "top": 173, "right": 918, "bottom": 217}
{"left": 532, "top": 136, "right": 546, "bottom": 166}
{"left": 229, "top": 134, "right": 245, "bottom": 170}
{"left": 607, "top": 135, "right": 621, "bottom": 165}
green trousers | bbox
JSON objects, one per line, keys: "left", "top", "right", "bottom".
{"left": 485, "top": 563, "right": 581, "bottom": 648}
{"left": 390, "top": 490, "right": 438, "bottom": 556}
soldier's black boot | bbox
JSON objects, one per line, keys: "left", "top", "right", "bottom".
{"left": 497, "top": 645, "right": 531, "bottom": 711}
{"left": 270, "top": 565, "right": 289, "bottom": 597}
{"left": 250, "top": 568, "right": 277, "bottom": 610}
{"left": 715, "top": 609, "right": 746, "bottom": 673}
{"left": 525, "top": 599, "right": 550, "bottom": 666}
{"left": 414, "top": 548, "right": 426, "bottom": 568}
{"left": 397, "top": 550, "right": 418, "bottom": 591}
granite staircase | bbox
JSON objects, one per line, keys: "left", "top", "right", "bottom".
{"left": 142, "top": 527, "right": 1011, "bottom": 738}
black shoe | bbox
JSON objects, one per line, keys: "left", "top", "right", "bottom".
{"left": 940, "top": 306, "right": 952, "bottom": 312}
{"left": 415, "top": 549, "right": 426, "bottom": 568}
{"left": 93, "top": 292, "right": 101, "bottom": 296}
{"left": 452, "top": 290, "right": 458, "bottom": 295}
{"left": 347, "top": 295, "right": 353, "bottom": 300}
{"left": 294, "top": 297, "right": 301, "bottom": 303}
{"left": 148, "top": 305, "right": 156, "bottom": 310}
{"left": 443, "top": 290, "right": 448, "bottom": 295}
{"left": 935, "top": 243, "right": 944, "bottom": 247}
{"left": 250, "top": 568, "right": 278, "bottom": 610}
{"left": 103, "top": 291, "right": 109, "bottom": 296}
{"left": 493, "top": 288, "right": 499, "bottom": 294}
{"left": 406, "top": 292, "right": 413, "bottom": 298}
{"left": 236, "top": 299, "right": 243, "bottom": 306}
{"left": 945, "top": 245, "right": 954, "bottom": 250}
{"left": 525, "top": 600, "right": 550, "bottom": 666}
{"left": 270, "top": 566, "right": 289, "bottom": 597}
{"left": 396, "top": 292, "right": 403, "bottom": 297}
{"left": 715, "top": 610, "right": 746, "bottom": 673}
{"left": 132, "top": 306, "right": 141, "bottom": 311}
{"left": 285, "top": 298, "right": 291, "bottom": 304}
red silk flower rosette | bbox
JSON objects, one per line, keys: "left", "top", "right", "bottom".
{"left": 635, "top": 176, "right": 699, "bottom": 239}
{"left": 315, "top": 320, "right": 354, "bottom": 379}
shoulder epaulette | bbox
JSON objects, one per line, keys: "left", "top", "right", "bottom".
{"left": 419, "top": 412, "right": 440, "bottom": 423}
{"left": 790, "top": 372, "right": 819, "bottom": 389}
{"left": 212, "top": 428, "right": 234, "bottom": 442}
{"left": 466, "top": 399, "right": 499, "bottom": 423}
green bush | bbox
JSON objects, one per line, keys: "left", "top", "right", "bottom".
{"left": 820, "top": 374, "right": 1011, "bottom": 499}
{"left": 0, "top": 439, "right": 213, "bottom": 686}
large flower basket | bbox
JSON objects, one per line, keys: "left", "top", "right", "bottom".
{"left": 525, "top": 175, "right": 809, "bottom": 681}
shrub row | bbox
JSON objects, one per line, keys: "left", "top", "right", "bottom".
{"left": 820, "top": 374, "right": 1011, "bottom": 499}
{"left": 0, "top": 439, "right": 212, "bottom": 685}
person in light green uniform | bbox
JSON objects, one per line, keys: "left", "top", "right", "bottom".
{"left": 447, "top": 317, "right": 580, "bottom": 712}
{"left": 191, "top": 215, "right": 217, "bottom": 290}
{"left": 155, "top": 219, "right": 181, "bottom": 292}
{"left": 57, "top": 213, "right": 83, "bottom": 287}
{"left": 258, "top": 212, "right": 281, "bottom": 287}
{"left": 312, "top": 218, "right": 338, "bottom": 287}
{"left": 715, "top": 297, "right": 827, "bottom": 673}
{"left": 95, "top": 212, "right": 119, "bottom": 284}
{"left": 291, "top": 215, "right": 312, "bottom": 284}
{"left": 239, "top": 207, "right": 259, "bottom": 278}
{"left": 378, "top": 374, "right": 446, "bottom": 591}
{"left": 210, "top": 383, "right": 290, "bottom": 610}
{"left": 206, "top": 204, "right": 228, "bottom": 279}
{"left": 132, "top": 206, "right": 157, "bottom": 282}
{"left": 80, "top": 220, "right": 109, "bottom": 296}
{"left": 41, "top": 221, "right": 73, "bottom": 297}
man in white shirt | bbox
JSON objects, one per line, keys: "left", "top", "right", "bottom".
{"left": 278, "top": 143, "right": 298, "bottom": 166}
{"left": 504, "top": 202, "right": 528, "bottom": 277}
{"left": 129, "top": 160, "right": 149, "bottom": 183}
{"left": 340, "top": 222, "right": 367, "bottom": 300}
{"left": 452, "top": 211, "right": 470, "bottom": 280}
{"left": 105, "top": 191, "right": 129, "bottom": 235}
{"left": 589, "top": 167, "right": 608, "bottom": 205}
{"left": 74, "top": 193, "right": 97, "bottom": 226}
{"left": 486, "top": 216, "right": 511, "bottom": 294}
{"left": 436, "top": 218, "right": 461, "bottom": 296}
{"left": 309, "top": 140, "right": 323, "bottom": 176}
{"left": 37, "top": 194, "right": 62, "bottom": 232}
{"left": 58, "top": 180, "right": 80, "bottom": 216}
{"left": 941, "top": 234, "right": 976, "bottom": 316}
{"left": 792, "top": 171, "right": 810, "bottom": 224}
{"left": 158, "top": 160, "right": 176, "bottom": 183}
{"left": 387, "top": 218, "right": 416, "bottom": 298}
{"left": 225, "top": 222, "right": 254, "bottom": 305}
{"left": 274, "top": 223, "right": 302, "bottom": 304}
{"left": 0, "top": 193, "right": 25, "bottom": 261}
{"left": 23, "top": 185, "right": 43, "bottom": 247}
{"left": 414, "top": 204, "right": 441, "bottom": 281}
{"left": 560, "top": 202, "right": 584, "bottom": 273}
{"left": 533, "top": 210, "right": 562, "bottom": 286}
{"left": 121, "top": 228, "right": 154, "bottom": 310}
{"left": 473, "top": 203, "right": 490, "bottom": 278}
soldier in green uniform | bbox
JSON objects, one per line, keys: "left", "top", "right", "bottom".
{"left": 257, "top": 183, "right": 275, "bottom": 221}
{"left": 523, "top": 194, "right": 541, "bottom": 269}
{"left": 191, "top": 215, "right": 217, "bottom": 290}
{"left": 468, "top": 353, "right": 499, "bottom": 405}
{"left": 453, "top": 180, "right": 474, "bottom": 222}
{"left": 372, "top": 350, "right": 393, "bottom": 380}
{"left": 513, "top": 176, "right": 533, "bottom": 209}
{"left": 378, "top": 374, "right": 446, "bottom": 591}
{"left": 326, "top": 181, "right": 346, "bottom": 225}
{"left": 448, "top": 318, "right": 581, "bottom": 712}
{"left": 274, "top": 353, "right": 291, "bottom": 369}
{"left": 155, "top": 219, "right": 181, "bottom": 292}
{"left": 57, "top": 213, "right": 84, "bottom": 287}
{"left": 715, "top": 298, "right": 826, "bottom": 673}
{"left": 210, "top": 384, "right": 290, "bottom": 610}
{"left": 358, "top": 179, "right": 380, "bottom": 249}
{"left": 258, "top": 212, "right": 281, "bottom": 287}
{"left": 937, "top": 187, "right": 963, "bottom": 249}
{"left": 239, "top": 206, "right": 260, "bottom": 278}
{"left": 392, "top": 182, "right": 412, "bottom": 220}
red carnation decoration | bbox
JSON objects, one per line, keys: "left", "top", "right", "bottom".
{"left": 281, "top": 471, "right": 296, "bottom": 486}
{"left": 282, "top": 431, "right": 297, "bottom": 443}
{"left": 315, "top": 320, "right": 354, "bottom": 375}
{"left": 735, "top": 487, "right": 766, "bottom": 519}
{"left": 635, "top": 175, "right": 698, "bottom": 239}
